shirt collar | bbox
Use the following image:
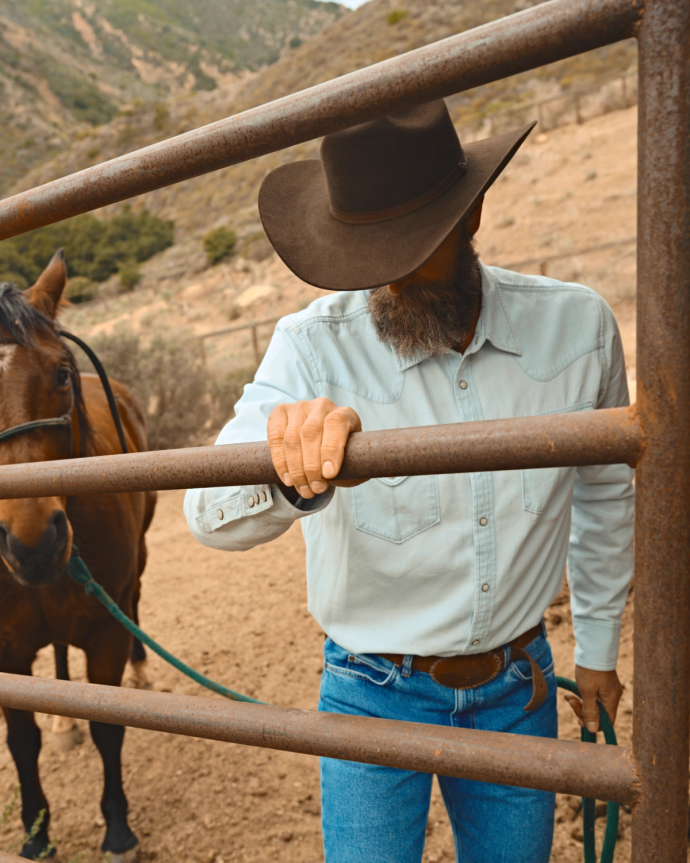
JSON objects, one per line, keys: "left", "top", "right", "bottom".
{"left": 391, "top": 262, "right": 521, "bottom": 372}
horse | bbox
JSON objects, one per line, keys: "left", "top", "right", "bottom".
{"left": 0, "top": 250, "right": 156, "bottom": 861}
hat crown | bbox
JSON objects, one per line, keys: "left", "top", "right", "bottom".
{"left": 320, "top": 100, "right": 464, "bottom": 217}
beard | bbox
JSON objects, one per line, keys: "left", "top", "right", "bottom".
{"left": 368, "top": 233, "right": 482, "bottom": 357}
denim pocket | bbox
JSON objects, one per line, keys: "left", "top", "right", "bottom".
{"left": 352, "top": 475, "right": 440, "bottom": 543}
{"left": 521, "top": 401, "right": 593, "bottom": 514}
{"left": 507, "top": 634, "right": 555, "bottom": 682}
{"left": 323, "top": 639, "right": 397, "bottom": 687}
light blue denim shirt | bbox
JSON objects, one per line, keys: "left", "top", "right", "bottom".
{"left": 184, "top": 263, "right": 634, "bottom": 671}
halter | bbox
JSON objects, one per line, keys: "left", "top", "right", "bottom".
{"left": 0, "top": 331, "right": 129, "bottom": 456}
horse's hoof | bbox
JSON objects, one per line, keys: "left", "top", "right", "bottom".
{"left": 50, "top": 716, "right": 83, "bottom": 752}
{"left": 106, "top": 849, "right": 139, "bottom": 863}
{"left": 122, "top": 660, "right": 152, "bottom": 691}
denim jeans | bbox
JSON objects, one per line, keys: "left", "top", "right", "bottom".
{"left": 318, "top": 626, "right": 558, "bottom": 863}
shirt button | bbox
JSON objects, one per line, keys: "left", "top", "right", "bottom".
{"left": 248, "top": 496, "right": 255, "bottom": 508}
{"left": 261, "top": 491, "right": 267, "bottom": 502}
{"left": 472, "top": 639, "right": 480, "bottom": 646}
{"left": 217, "top": 509, "right": 224, "bottom": 520}
{"left": 482, "top": 583, "right": 490, "bottom": 592}
{"left": 459, "top": 380, "right": 468, "bottom": 390}
{"left": 479, "top": 517, "right": 488, "bottom": 526}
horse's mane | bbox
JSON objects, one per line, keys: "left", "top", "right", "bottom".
{"left": 0, "top": 282, "right": 91, "bottom": 456}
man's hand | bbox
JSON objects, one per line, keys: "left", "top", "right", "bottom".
{"left": 267, "top": 398, "right": 366, "bottom": 499}
{"left": 563, "top": 666, "right": 624, "bottom": 734}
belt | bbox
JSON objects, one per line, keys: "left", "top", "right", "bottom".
{"left": 379, "top": 622, "right": 547, "bottom": 712}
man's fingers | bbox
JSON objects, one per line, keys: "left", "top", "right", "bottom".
{"left": 267, "top": 405, "right": 290, "bottom": 484}
{"left": 563, "top": 693, "right": 585, "bottom": 727}
{"left": 321, "top": 407, "right": 362, "bottom": 480}
{"left": 301, "top": 402, "right": 333, "bottom": 494}
{"left": 580, "top": 689, "right": 601, "bottom": 734}
{"left": 282, "top": 405, "right": 313, "bottom": 497}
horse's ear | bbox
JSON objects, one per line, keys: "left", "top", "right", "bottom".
{"left": 25, "top": 249, "right": 68, "bottom": 319}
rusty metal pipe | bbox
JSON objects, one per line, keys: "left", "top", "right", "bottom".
{"left": 632, "top": 1, "right": 690, "bottom": 861}
{"left": 0, "top": 673, "right": 639, "bottom": 806}
{"left": 0, "top": 854, "right": 25, "bottom": 863}
{"left": 0, "top": 0, "right": 643, "bottom": 240}
{"left": 0, "top": 407, "right": 642, "bottom": 500}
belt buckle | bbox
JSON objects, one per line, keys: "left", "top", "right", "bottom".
{"left": 429, "top": 650, "right": 504, "bottom": 690}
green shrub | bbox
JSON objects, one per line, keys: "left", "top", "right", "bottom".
{"left": 0, "top": 205, "right": 174, "bottom": 287}
{"left": 65, "top": 276, "right": 98, "bottom": 304}
{"left": 203, "top": 226, "right": 238, "bottom": 265}
{"left": 118, "top": 260, "right": 141, "bottom": 292}
{"left": 387, "top": 9, "right": 408, "bottom": 25}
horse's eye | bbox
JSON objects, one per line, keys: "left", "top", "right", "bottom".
{"left": 57, "top": 368, "right": 70, "bottom": 387}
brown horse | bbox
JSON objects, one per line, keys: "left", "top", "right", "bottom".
{"left": 0, "top": 251, "right": 156, "bottom": 861}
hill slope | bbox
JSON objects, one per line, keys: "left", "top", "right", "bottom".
{"left": 0, "top": 0, "right": 343, "bottom": 194}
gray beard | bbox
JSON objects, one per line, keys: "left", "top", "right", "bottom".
{"left": 368, "top": 236, "right": 482, "bottom": 357}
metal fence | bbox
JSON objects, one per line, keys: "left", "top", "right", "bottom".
{"left": 0, "top": 0, "right": 687, "bottom": 860}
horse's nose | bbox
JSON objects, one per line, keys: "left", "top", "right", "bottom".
{"left": 0, "top": 510, "right": 69, "bottom": 586}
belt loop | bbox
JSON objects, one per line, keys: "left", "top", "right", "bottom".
{"left": 401, "top": 654, "right": 414, "bottom": 678}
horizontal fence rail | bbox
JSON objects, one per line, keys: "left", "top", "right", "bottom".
{"left": 0, "top": 674, "right": 640, "bottom": 806}
{"left": 0, "top": 854, "right": 24, "bottom": 863}
{"left": 0, "top": 407, "right": 643, "bottom": 500}
{"left": 0, "top": 0, "right": 643, "bottom": 241}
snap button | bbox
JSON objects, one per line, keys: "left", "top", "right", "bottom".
{"left": 472, "top": 639, "right": 480, "bottom": 646}
{"left": 479, "top": 517, "right": 488, "bottom": 526}
{"left": 217, "top": 509, "right": 224, "bottom": 520}
{"left": 261, "top": 491, "right": 267, "bottom": 502}
{"left": 482, "top": 583, "right": 490, "bottom": 592}
{"left": 254, "top": 493, "right": 261, "bottom": 505}
{"left": 248, "top": 496, "right": 255, "bottom": 508}
{"left": 459, "top": 380, "right": 468, "bottom": 390}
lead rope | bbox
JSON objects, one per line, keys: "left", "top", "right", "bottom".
{"left": 65, "top": 548, "right": 619, "bottom": 859}
{"left": 555, "top": 677, "right": 619, "bottom": 863}
{"left": 68, "top": 546, "right": 262, "bottom": 704}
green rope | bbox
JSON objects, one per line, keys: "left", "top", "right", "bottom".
{"left": 66, "top": 550, "right": 620, "bottom": 862}
{"left": 67, "top": 549, "right": 262, "bottom": 704}
{"left": 556, "top": 676, "right": 619, "bottom": 863}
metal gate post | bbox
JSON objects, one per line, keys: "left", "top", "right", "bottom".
{"left": 633, "top": 1, "right": 690, "bottom": 860}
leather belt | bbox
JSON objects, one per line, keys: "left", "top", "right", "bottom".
{"left": 379, "top": 622, "right": 547, "bottom": 712}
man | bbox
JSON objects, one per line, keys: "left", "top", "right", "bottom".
{"left": 184, "top": 100, "right": 634, "bottom": 863}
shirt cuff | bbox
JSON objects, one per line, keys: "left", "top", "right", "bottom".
{"left": 194, "top": 482, "right": 335, "bottom": 534}
{"left": 572, "top": 618, "right": 622, "bottom": 671}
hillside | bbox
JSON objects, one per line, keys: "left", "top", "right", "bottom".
{"left": 7, "top": 0, "right": 638, "bottom": 252}
{"left": 0, "top": 0, "right": 343, "bottom": 194}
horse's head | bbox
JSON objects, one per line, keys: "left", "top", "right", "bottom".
{"left": 0, "top": 250, "right": 87, "bottom": 587}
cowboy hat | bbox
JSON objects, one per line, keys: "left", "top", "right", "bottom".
{"left": 258, "top": 99, "right": 535, "bottom": 291}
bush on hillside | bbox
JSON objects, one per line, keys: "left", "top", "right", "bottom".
{"left": 203, "top": 226, "right": 238, "bottom": 265}
{"left": 0, "top": 205, "right": 174, "bottom": 287}
{"left": 65, "top": 276, "right": 98, "bottom": 304}
{"left": 118, "top": 260, "right": 141, "bottom": 292}
{"left": 77, "top": 330, "right": 256, "bottom": 450}
{"left": 387, "top": 10, "right": 408, "bottom": 25}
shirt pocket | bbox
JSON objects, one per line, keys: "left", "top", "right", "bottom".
{"left": 352, "top": 475, "right": 440, "bottom": 543}
{"left": 521, "top": 401, "right": 593, "bottom": 515}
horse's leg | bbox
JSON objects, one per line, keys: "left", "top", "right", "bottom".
{"left": 123, "top": 578, "right": 150, "bottom": 690}
{"left": 2, "top": 657, "right": 54, "bottom": 860}
{"left": 86, "top": 621, "right": 138, "bottom": 861}
{"left": 50, "top": 644, "right": 83, "bottom": 747}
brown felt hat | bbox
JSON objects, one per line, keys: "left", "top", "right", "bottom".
{"left": 258, "top": 100, "right": 535, "bottom": 291}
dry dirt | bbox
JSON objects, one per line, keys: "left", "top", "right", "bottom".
{"left": 0, "top": 103, "right": 648, "bottom": 862}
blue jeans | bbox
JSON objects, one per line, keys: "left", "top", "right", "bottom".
{"left": 318, "top": 627, "right": 557, "bottom": 863}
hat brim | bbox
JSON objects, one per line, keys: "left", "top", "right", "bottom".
{"left": 258, "top": 121, "right": 536, "bottom": 292}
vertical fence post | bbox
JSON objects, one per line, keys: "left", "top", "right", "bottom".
{"left": 251, "top": 325, "right": 260, "bottom": 366}
{"left": 632, "top": 1, "right": 690, "bottom": 861}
